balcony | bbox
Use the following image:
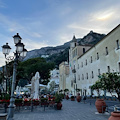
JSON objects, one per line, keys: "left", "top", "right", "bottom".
{"left": 72, "top": 69, "right": 76, "bottom": 73}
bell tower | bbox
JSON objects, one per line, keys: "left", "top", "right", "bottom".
{"left": 70, "top": 35, "right": 78, "bottom": 49}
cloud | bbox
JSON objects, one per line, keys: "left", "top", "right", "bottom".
{"left": 58, "top": 34, "right": 72, "bottom": 45}
{"left": 67, "top": 5, "right": 120, "bottom": 38}
{"left": 90, "top": 8, "right": 115, "bottom": 21}
{"left": 31, "top": 32, "right": 42, "bottom": 38}
{"left": 24, "top": 38, "right": 49, "bottom": 51}
{"left": 97, "top": 12, "right": 113, "bottom": 21}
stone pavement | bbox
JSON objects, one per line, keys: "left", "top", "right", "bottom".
{"left": 13, "top": 99, "right": 111, "bottom": 120}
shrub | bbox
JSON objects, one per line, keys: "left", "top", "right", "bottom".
{"left": 55, "top": 93, "right": 62, "bottom": 103}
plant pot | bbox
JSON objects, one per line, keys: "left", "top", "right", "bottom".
{"left": 71, "top": 98, "right": 75, "bottom": 101}
{"left": 57, "top": 102, "right": 62, "bottom": 110}
{"left": 66, "top": 95, "right": 69, "bottom": 100}
{"left": 108, "top": 111, "right": 120, "bottom": 120}
{"left": 77, "top": 95, "right": 81, "bottom": 102}
{"left": 95, "top": 99, "right": 106, "bottom": 113}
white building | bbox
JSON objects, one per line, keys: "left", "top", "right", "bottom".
{"left": 60, "top": 24, "right": 120, "bottom": 97}
{"left": 47, "top": 69, "right": 59, "bottom": 92}
{"left": 41, "top": 55, "right": 49, "bottom": 58}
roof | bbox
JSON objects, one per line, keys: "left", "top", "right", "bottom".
{"left": 77, "top": 24, "right": 120, "bottom": 59}
{"left": 72, "top": 35, "right": 77, "bottom": 42}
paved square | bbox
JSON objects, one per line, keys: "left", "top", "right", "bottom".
{"left": 13, "top": 99, "right": 111, "bottom": 120}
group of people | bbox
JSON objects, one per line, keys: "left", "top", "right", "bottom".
{"left": 16, "top": 93, "right": 30, "bottom": 99}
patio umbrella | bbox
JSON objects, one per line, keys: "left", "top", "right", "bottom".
{"left": 25, "top": 83, "right": 46, "bottom": 89}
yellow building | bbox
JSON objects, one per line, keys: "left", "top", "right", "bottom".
{"left": 59, "top": 61, "right": 69, "bottom": 92}
{"left": 67, "top": 36, "right": 91, "bottom": 95}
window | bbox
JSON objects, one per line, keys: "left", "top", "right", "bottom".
{"left": 78, "top": 75, "right": 80, "bottom": 80}
{"left": 106, "top": 47, "right": 108, "bottom": 55}
{"left": 82, "top": 74, "right": 84, "bottom": 80}
{"left": 78, "top": 64, "right": 79, "bottom": 69}
{"left": 83, "top": 48, "right": 85, "bottom": 53}
{"left": 108, "top": 66, "right": 110, "bottom": 73}
{"left": 86, "top": 59, "right": 87, "bottom": 65}
{"left": 74, "top": 74, "right": 76, "bottom": 83}
{"left": 75, "top": 43, "right": 76, "bottom": 47}
{"left": 116, "top": 40, "right": 119, "bottom": 49}
{"left": 119, "top": 63, "right": 120, "bottom": 73}
{"left": 81, "top": 62, "right": 83, "bottom": 67}
{"left": 91, "top": 56, "right": 92, "bottom": 63}
{"left": 86, "top": 73, "right": 88, "bottom": 79}
{"left": 71, "top": 81, "right": 73, "bottom": 87}
{"left": 74, "top": 65, "right": 75, "bottom": 69}
{"left": 75, "top": 49, "right": 77, "bottom": 56}
{"left": 92, "top": 71, "right": 94, "bottom": 78}
{"left": 97, "top": 52, "right": 99, "bottom": 60}
{"left": 74, "top": 84, "right": 75, "bottom": 90}
{"left": 76, "top": 84, "right": 77, "bottom": 90}
{"left": 98, "top": 69, "right": 100, "bottom": 76}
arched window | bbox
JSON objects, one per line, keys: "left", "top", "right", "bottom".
{"left": 83, "top": 48, "right": 85, "bottom": 53}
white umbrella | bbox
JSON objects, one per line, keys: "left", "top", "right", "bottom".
{"left": 33, "top": 72, "right": 40, "bottom": 99}
{"left": 25, "top": 84, "right": 46, "bottom": 89}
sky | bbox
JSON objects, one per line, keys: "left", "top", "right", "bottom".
{"left": 0, "top": 0, "right": 120, "bottom": 66}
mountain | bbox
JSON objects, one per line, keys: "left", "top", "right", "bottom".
{"left": 79, "top": 31, "right": 105, "bottom": 45}
{"left": 24, "top": 31, "right": 106, "bottom": 65}
{"left": 24, "top": 41, "right": 71, "bottom": 61}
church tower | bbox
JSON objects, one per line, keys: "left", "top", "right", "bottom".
{"left": 70, "top": 35, "right": 78, "bottom": 49}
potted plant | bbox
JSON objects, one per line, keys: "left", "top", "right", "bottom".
{"left": 76, "top": 93, "right": 81, "bottom": 102}
{"left": 66, "top": 93, "right": 69, "bottom": 100}
{"left": 108, "top": 111, "right": 120, "bottom": 120}
{"left": 32, "top": 99, "right": 40, "bottom": 106}
{"left": 64, "top": 89, "right": 69, "bottom": 98}
{"left": 91, "top": 81, "right": 106, "bottom": 113}
{"left": 23, "top": 98, "right": 31, "bottom": 106}
{"left": 55, "top": 93, "right": 62, "bottom": 110}
{"left": 71, "top": 96, "right": 75, "bottom": 101}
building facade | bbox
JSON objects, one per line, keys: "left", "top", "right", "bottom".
{"left": 76, "top": 24, "right": 120, "bottom": 96}
{"left": 47, "top": 69, "right": 59, "bottom": 92}
{"left": 60, "top": 24, "right": 120, "bottom": 97}
{"left": 59, "top": 61, "right": 69, "bottom": 92}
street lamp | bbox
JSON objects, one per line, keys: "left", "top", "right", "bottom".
{"left": 2, "top": 33, "right": 27, "bottom": 120}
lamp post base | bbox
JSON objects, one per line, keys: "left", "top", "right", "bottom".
{"left": 7, "top": 97, "right": 15, "bottom": 120}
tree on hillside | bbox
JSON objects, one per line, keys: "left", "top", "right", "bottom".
{"left": 46, "top": 48, "right": 69, "bottom": 68}
{"left": 17, "top": 57, "right": 55, "bottom": 85}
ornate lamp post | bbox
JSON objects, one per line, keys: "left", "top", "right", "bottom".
{"left": 2, "top": 33, "right": 27, "bottom": 120}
